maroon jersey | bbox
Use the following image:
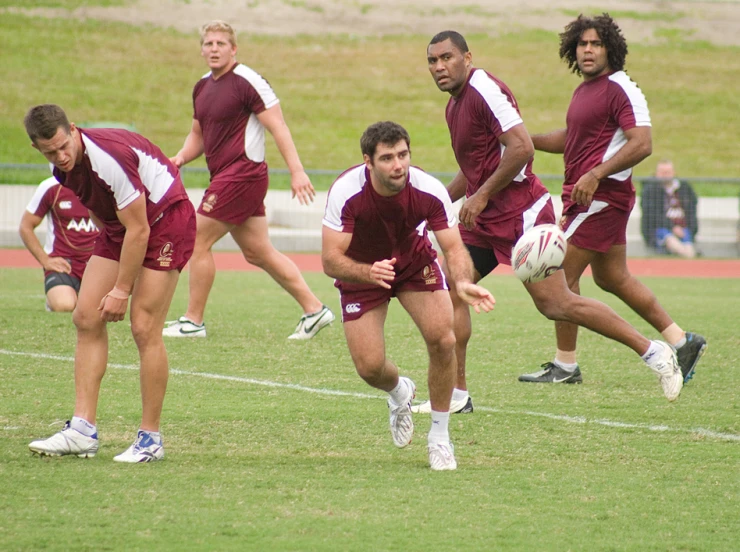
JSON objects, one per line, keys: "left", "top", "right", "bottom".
{"left": 323, "top": 165, "right": 456, "bottom": 289}
{"left": 563, "top": 70, "right": 651, "bottom": 213}
{"left": 193, "top": 63, "right": 278, "bottom": 185}
{"left": 446, "top": 69, "right": 548, "bottom": 224}
{"left": 53, "top": 128, "right": 189, "bottom": 243}
{"left": 26, "top": 176, "right": 98, "bottom": 275}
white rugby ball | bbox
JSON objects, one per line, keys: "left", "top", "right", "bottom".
{"left": 510, "top": 224, "right": 567, "bottom": 283}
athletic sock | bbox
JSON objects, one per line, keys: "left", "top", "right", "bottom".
{"left": 388, "top": 377, "right": 410, "bottom": 405}
{"left": 555, "top": 349, "right": 577, "bottom": 365}
{"left": 641, "top": 341, "right": 664, "bottom": 367}
{"left": 452, "top": 388, "right": 468, "bottom": 402}
{"left": 70, "top": 416, "right": 97, "bottom": 438}
{"left": 428, "top": 411, "right": 451, "bottom": 445}
{"left": 674, "top": 336, "right": 687, "bottom": 349}
{"left": 553, "top": 360, "right": 578, "bottom": 373}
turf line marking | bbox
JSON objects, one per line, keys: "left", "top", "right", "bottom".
{"left": 3, "top": 348, "right": 738, "bottom": 442}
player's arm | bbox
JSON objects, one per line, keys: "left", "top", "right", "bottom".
{"left": 572, "top": 126, "right": 652, "bottom": 207}
{"left": 98, "top": 194, "right": 149, "bottom": 322}
{"left": 531, "top": 129, "right": 567, "bottom": 154}
{"left": 19, "top": 211, "right": 71, "bottom": 274}
{"left": 447, "top": 170, "right": 468, "bottom": 202}
{"left": 88, "top": 210, "right": 104, "bottom": 230}
{"left": 321, "top": 226, "right": 396, "bottom": 289}
{"left": 257, "top": 104, "right": 315, "bottom": 206}
{"left": 170, "top": 119, "right": 205, "bottom": 168}
{"left": 458, "top": 123, "right": 534, "bottom": 230}
{"left": 434, "top": 226, "right": 495, "bottom": 313}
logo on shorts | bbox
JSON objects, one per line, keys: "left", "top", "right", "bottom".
{"left": 202, "top": 193, "right": 218, "bottom": 213}
{"left": 158, "top": 242, "right": 174, "bottom": 268}
{"left": 59, "top": 200, "right": 73, "bottom": 209}
{"left": 345, "top": 303, "right": 361, "bottom": 314}
{"left": 422, "top": 264, "right": 437, "bottom": 285}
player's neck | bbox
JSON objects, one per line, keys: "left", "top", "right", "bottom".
{"left": 211, "top": 60, "right": 237, "bottom": 80}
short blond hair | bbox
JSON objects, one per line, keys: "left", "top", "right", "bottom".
{"left": 200, "top": 20, "right": 237, "bottom": 47}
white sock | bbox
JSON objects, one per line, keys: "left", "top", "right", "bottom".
{"left": 388, "top": 377, "right": 409, "bottom": 405}
{"left": 452, "top": 388, "right": 468, "bottom": 401}
{"left": 641, "top": 341, "right": 664, "bottom": 367}
{"left": 70, "top": 416, "right": 97, "bottom": 437}
{"left": 674, "top": 336, "right": 687, "bottom": 349}
{"left": 428, "top": 411, "right": 450, "bottom": 445}
{"left": 553, "top": 360, "right": 578, "bottom": 372}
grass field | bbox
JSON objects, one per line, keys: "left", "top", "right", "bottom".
{"left": 1, "top": 268, "right": 738, "bottom": 551}
{"left": 1, "top": 10, "right": 740, "bottom": 188}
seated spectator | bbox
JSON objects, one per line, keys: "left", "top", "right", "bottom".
{"left": 19, "top": 176, "right": 99, "bottom": 311}
{"left": 641, "top": 160, "right": 698, "bottom": 258}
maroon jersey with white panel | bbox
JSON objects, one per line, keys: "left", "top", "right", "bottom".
{"left": 563, "top": 70, "right": 651, "bottom": 213}
{"left": 26, "top": 176, "right": 98, "bottom": 279}
{"left": 193, "top": 62, "right": 278, "bottom": 185}
{"left": 53, "top": 128, "right": 189, "bottom": 242}
{"left": 323, "top": 165, "right": 456, "bottom": 290}
{"left": 446, "top": 69, "right": 548, "bottom": 224}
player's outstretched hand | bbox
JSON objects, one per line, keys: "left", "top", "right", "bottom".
{"left": 369, "top": 258, "right": 397, "bottom": 289}
{"left": 98, "top": 287, "right": 129, "bottom": 322}
{"left": 456, "top": 281, "right": 495, "bottom": 313}
{"left": 291, "top": 170, "right": 316, "bottom": 206}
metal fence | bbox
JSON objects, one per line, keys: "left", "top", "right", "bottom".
{"left": 2, "top": 164, "right": 738, "bottom": 257}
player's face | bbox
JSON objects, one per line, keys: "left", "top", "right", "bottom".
{"left": 201, "top": 31, "right": 237, "bottom": 76}
{"left": 576, "top": 28, "right": 610, "bottom": 80}
{"left": 32, "top": 125, "right": 81, "bottom": 173}
{"left": 365, "top": 140, "right": 411, "bottom": 196}
{"left": 427, "top": 39, "right": 472, "bottom": 97}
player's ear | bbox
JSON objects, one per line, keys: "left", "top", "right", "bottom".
{"left": 31, "top": 141, "right": 39, "bottom": 151}
{"left": 363, "top": 153, "right": 373, "bottom": 169}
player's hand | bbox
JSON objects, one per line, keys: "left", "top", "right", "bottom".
{"left": 571, "top": 170, "right": 600, "bottom": 207}
{"left": 43, "top": 257, "right": 72, "bottom": 274}
{"left": 291, "top": 170, "right": 316, "bottom": 206}
{"left": 456, "top": 281, "right": 496, "bottom": 313}
{"left": 98, "top": 287, "right": 129, "bottom": 322}
{"left": 369, "top": 258, "right": 397, "bottom": 289}
{"left": 169, "top": 154, "right": 185, "bottom": 169}
{"left": 458, "top": 193, "right": 487, "bottom": 230}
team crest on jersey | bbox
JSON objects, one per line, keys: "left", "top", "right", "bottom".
{"left": 158, "top": 242, "right": 174, "bottom": 267}
{"left": 58, "top": 201, "right": 73, "bottom": 209}
{"left": 422, "top": 264, "right": 437, "bottom": 285}
{"left": 202, "top": 194, "right": 218, "bottom": 213}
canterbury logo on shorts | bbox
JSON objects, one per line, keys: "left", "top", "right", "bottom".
{"left": 345, "top": 303, "right": 361, "bottom": 314}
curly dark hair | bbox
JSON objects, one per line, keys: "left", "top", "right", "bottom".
{"left": 558, "top": 13, "right": 628, "bottom": 75}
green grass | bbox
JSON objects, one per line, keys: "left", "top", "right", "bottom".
{"left": 1, "top": 12, "right": 739, "bottom": 187}
{"left": 1, "top": 268, "right": 738, "bottom": 550}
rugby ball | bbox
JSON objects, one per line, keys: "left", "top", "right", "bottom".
{"left": 511, "top": 224, "right": 567, "bottom": 283}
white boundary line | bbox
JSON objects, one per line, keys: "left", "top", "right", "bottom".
{"left": 2, "top": 348, "right": 738, "bottom": 442}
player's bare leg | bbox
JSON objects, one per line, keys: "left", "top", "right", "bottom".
{"left": 46, "top": 285, "right": 78, "bottom": 312}
{"left": 398, "top": 289, "right": 457, "bottom": 469}
{"left": 183, "top": 214, "right": 230, "bottom": 324}
{"left": 343, "top": 303, "right": 396, "bottom": 390}
{"left": 343, "top": 303, "right": 416, "bottom": 448}
{"left": 130, "top": 267, "right": 180, "bottom": 432}
{"left": 231, "top": 216, "right": 323, "bottom": 314}
{"left": 71, "top": 255, "right": 118, "bottom": 424}
{"left": 397, "top": 290, "right": 456, "bottom": 413}
{"left": 590, "top": 245, "right": 675, "bottom": 333}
